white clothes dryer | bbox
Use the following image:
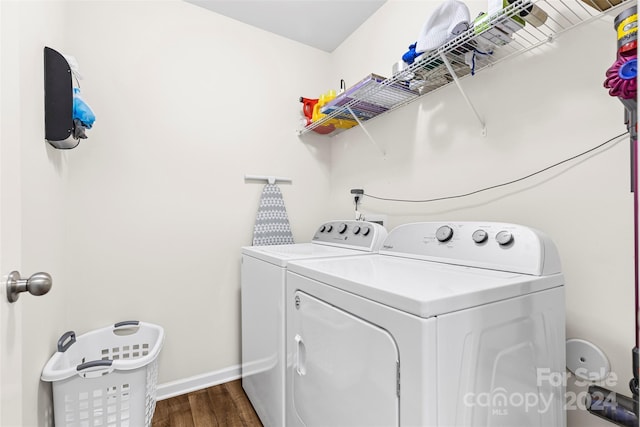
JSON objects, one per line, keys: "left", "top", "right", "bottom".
{"left": 285, "top": 222, "right": 566, "bottom": 427}
{"left": 241, "top": 220, "right": 387, "bottom": 427}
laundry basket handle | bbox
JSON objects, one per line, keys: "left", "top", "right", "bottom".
{"left": 57, "top": 331, "right": 76, "bottom": 353}
{"left": 114, "top": 320, "right": 139, "bottom": 328}
{"left": 76, "top": 359, "right": 114, "bottom": 378}
{"left": 77, "top": 359, "right": 113, "bottom": 372}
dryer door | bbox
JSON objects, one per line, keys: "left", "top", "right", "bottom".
{"left": 291, "top": 290, "right": 400, "bottom": 427}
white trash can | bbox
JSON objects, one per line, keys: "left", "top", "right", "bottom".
{"left": 41, "top": 321, "right": 165, "bottom": 427}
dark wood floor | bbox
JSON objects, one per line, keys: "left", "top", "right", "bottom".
{"left": 152, "top": 380, "right": 263, "bottom": 427}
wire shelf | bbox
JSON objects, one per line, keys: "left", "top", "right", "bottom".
{"left": 298, "top": 0, "right": 632, "bottom": 137}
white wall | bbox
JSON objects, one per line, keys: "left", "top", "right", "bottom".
{"left": 5, "top": 0, "right": 332, "bottom": 425}
{"left": 60, "top": 0, "right": 332, "bottom": 382}
{"left": 325, "top": 2, "right": 634, "bottom": 427}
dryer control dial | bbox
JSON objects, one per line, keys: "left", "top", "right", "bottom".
{"left": 472, "top": 229, "right": 488, "bottom": 244}
{"left": 378, "top": 222, "right": 559, "bottom": 275}
{"left": 326, "top": 225, "right": 333, "bottom": 233}
{"left": 361, "top": 226, "right": 371, "bottom": 236}
{"left": 436, "top": 225, "right": 454, "bottom": 242}
{"left": 338, "top": 223, "right": 348, "bottom": 234}
{"left": 353, "top": 225, "right": 361, "bottom": 235}
{"left": 496, "top": 230, "right": 514, "bottom": 246}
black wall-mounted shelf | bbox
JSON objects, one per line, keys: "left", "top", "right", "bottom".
{"left": 44, "top": 46, "right": 77, "bottom": 149}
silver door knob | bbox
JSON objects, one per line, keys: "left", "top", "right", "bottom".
{"left": 6, "top": 271, "right": 52, "bottom": 303}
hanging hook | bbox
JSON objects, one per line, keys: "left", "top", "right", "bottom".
{"left": 244, "top": 175, "right": 293, "bottom": 185}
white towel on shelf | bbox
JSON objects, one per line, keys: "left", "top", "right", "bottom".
{"left": 416, "top": 0, "right": 471, "bottom": 53}
{"left": 252, "top": 183, "right": 295, "bottom": 246}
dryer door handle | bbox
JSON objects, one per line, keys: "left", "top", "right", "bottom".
{"left": 295, "top": 334, "right": 307, "bottom": 376}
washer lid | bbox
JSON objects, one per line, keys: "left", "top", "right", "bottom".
{"left": 241, "top": 220, "right": 387, "bottom": 266}
{"left": 242, "top": 243, "right": 372, "bottom": 267}
{"left": 287, "top": 255, "right": 564, "bottom": 317}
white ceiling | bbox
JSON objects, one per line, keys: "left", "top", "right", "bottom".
{"left": 184, "top": 0, "right": 387, "bottom": 52}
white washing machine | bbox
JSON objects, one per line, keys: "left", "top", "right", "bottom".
{"left": 285, "top": 221, "right": 566, "bottom": 427}
{"left": 241, "top": 220, "right": 388, "bottom": 427}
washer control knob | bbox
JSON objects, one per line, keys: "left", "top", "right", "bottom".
{"left": 338, "top": 223, "right": 348, "bottom": 234}
{"left": 436, "top": 225, "right": 454, "bottom": 242}
{"left": 319, "top": 225, "right": 326, "bottom": 233}
{"left": 326, "top": 225, "right": 333, "bottom": 233}
{"left": 496, "top": 231, "right": 514, "bottom": 246}
{"left": 361, "top": 226, "right": 371, "bottom": 236}
{"left": 472, "top": 229, "right": 488, "bottom": 244}
{"left": 353, "top": 225, "right": 361, "bottom": 235}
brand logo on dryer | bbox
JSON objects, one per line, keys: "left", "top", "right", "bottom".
{"left": 382, "top": 244, "right": 394, "bottom": 249}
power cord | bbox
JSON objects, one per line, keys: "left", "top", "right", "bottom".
{"left": 362, "top": 132, "right": 630, "bottom": 203}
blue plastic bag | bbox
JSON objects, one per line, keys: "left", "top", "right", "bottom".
{"left": 72, "top": 87, "right": 95, "bottom": 129}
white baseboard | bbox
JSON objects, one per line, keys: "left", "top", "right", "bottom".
{"left": 156, "top": 364, "right": 242, "bottom": 400}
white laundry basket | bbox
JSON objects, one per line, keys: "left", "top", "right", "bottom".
{"left": 41, "top": 321, "right": 165, "bottom": 427}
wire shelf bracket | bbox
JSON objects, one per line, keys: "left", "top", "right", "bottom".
{"left": 346, "top": 105, "right": 386, "bottom": 156}
{"left": 439, "top": 52, "right": 487, "bottom": 136}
